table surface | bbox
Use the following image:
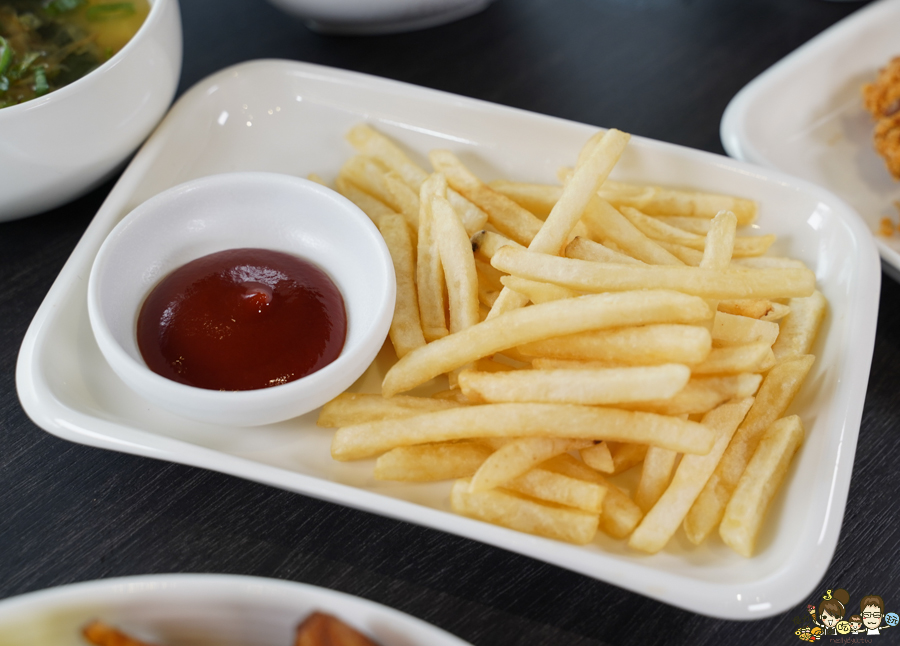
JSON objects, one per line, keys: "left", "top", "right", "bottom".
{"left": 2, "top": 0, "right": 899, "bottom": 644}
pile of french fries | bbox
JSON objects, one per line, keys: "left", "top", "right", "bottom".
{"left": 313, "top": 124, "right": 827, "bottom": 557}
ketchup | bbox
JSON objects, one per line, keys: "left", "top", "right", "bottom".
{"left": 137, "top": 248, "right": 346, "bottom": 391}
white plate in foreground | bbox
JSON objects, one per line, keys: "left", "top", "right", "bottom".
{"left": 720, "top": 0, "right": 900, "bottom": 277}
{"left": 0, "top": 574, "right": 470, "bottom": 645}
{"left": 16, "top": 59, "right": 880, "bottom": 620}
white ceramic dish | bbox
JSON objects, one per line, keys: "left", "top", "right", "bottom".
{"left": 0, "top": 0, "right": 182, "bottom": 222}
{"left": 264, "top": 0, "right": 493, "bottom": 34}
{"left": 0, "top": 574, "right": 471, "bottom": 645}
{"left": 87, "top": 172, "right": 395, "bottom": 426}
{"left": 16, "top": 59, "right": 880, "bottom": 620}
{"left": 720, "top": 0, "right": 900, "bottom": 279}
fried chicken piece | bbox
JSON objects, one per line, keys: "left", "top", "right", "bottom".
{"left": 295, "top": 612, "right": 381, "bottom": 646}
{"left": 863, "top": 56, "right": 900, "bottom": 179}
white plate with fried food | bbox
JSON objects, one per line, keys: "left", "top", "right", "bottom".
{"left": 0, "top": 574, "right": 470, "bottom": 645}
{"left": 16, "top": 59, "right": 879, "bottom": 619}
{"left": 720, "top": 0, "right": 900, "bottom": 278}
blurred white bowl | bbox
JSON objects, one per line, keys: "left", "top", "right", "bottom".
{"left": 0, "top": 0, "right": 182, "bottom": 222}
{"left": 87, "top": 172, "right": 395, "bottom": 426}
{"left": 265, "top": 0, "right": 494, "bottom": 34}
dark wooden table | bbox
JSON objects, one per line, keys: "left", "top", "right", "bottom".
{"left": 2, "top": 1, "right": 898, "bottom": 644}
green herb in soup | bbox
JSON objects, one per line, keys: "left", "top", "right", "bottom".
{"left": 0, "top": 0, "right": 149, "bottom": 108}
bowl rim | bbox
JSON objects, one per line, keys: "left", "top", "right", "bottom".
{"left": 86, "top": 171, "right": 396, "bottom": 422}
{"left": 0, "top": 0, "right": 174, "bottom": 120}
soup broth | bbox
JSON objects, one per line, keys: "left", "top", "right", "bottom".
{"left": 0, "top": 0, "right": 150, "bottom": 108}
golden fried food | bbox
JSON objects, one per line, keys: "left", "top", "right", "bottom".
{"left": 862, "top": 56, "right": 900, "bottom": 179}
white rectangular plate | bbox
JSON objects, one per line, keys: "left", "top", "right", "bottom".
{"left": 17, "top": 59, "right": 880, "bottom": 620}
{"left": 720, "top": 0, "right": 900, "bottom": 278}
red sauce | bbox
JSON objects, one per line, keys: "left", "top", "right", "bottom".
{"left": 137, "top": 248, "right": 346, "bottom": 391}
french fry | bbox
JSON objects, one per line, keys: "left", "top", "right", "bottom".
{"left": 634, "top": 446, "right": 679, "bottom": 513}
{"left": 771, "top": 291, "right": 827, "bottom": 360}
{"left": 630, "top": 373, "right": 763, "bottom": 416}
{"left": 458, "top": 364, "right": 690, "bottom": 406}
{"left": 682, "top": 355, "right": 815, "bottom": 544}
{"left": 470, "top": 229, "right": 525, "bottom": 259}
{"left": 450, "top": 479, "right": 600, "bottom": 545}
{"left": 432, "top": 195, "right": 480, "bottom": 334}
{"left": 507, "top": 468, "right": 607, "bottom": 513}
{"left": 417, "top": 173, "right": 450, "bottom": 341}
{"left": 719, "top": 415, "right": 804, "bottom": 557}
{"left": 377, "top": 213, "right": 426, "bottom": 358}
{"left": 597, "top": 179, "right": 757, "bottom": 225}
{"left": 564, "top": 236, "right": 645, "bottom": 265}
{"left": 655, "top": 239, "right": 704, "bottom": 266}
{"left": 699, "top": 211, "right": 737, "bottom": 270}
{"left": 430, "top": 150, "right": 544, "bottom": 246}
{"left": 577, "top": 194, "right": 683, "bottom": 265}
{"left": 500, "top": 275, "right": 580, "bottom": 304}
{"left": 718, "top": 299, "right": 791, "bottom": 321}
{"left": 469, "top": 437, "right": 593, "bottom": 492}
{"left": 713, "top": 311, "right": 780, "bottom": 347}
{"left": 488, "top": 179, "right": 561, "bottom": 218}
{"left": 603, "top": 441, "right": 649, "bottom": 474}
{"left": 340, "top": 155, "right": 397, "bottom": 209}
{"left": 578, "top": 441, "right": 614, "bottom": 473}
{"left": 653, "top": 215, "right": 714, "bottom": 235}
{"left": 317, "top": 393, "right": 463, "bottom": 427}
{"left": 384, "top": 170, "right": 420, "bottom": 230}
{"left": 689, "top": 342, "right": 775, "bottom": 375}
{"left": 490, "top": 247, "right": 816, "bottom": 300}
{"left": 628, "top": 397, "right": 754, "bottom": 553}
{"left": 335, "top": 175, "right": 396, "bottom": 222}
{"left": 517, "top": 324, "right": 712, "bottom": 365}
{"left": 374, "top": 440, "right": 492, "bottom": 481}
{"left": 542, "top": 454, "right": 643, "bottom": 538}
{"left": 487, "top": 129, "right": 631, "bottom": 319}
{"left": 381, "top": 290, "right": 711, "bottom": 396}
{"left": 331, "top": 403, "right": 715, "bottom": 461}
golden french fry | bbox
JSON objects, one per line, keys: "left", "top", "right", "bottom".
{"left": 630, "top": 373, "right": 762, "bottom": 416}
{"left": 507, "top": 468, "right": 607, "bottom": 513}
{"left": 384, "top": 170, "right": 420, "bottom": 230}
{"left": 579, "top": 441, "right": 614, "bottom": 473}
{"left": 542, "top": 454, "right": 643, "bottom": 538}
{"left": 578, "top": 195, "right": 683, "bottom": 265}
{"left": 517, "top": 324, "right": 711, "bottom": 365}
{"left": 469, "top": 437, "right": 593, "bottom": 492}
{"left": 491, "top": 247, "right": 816, "bottom": 300}
{"left": 718, "top": 299, "right": 791, "bottom": 321}
{"left": 432, "top": 195, "right": 480, "bottom": 334}
{"left": 564, "top": 236, "right": 645, "bottom": 265}
{"left": 719, "top": 415, "right": 804, "bottom": 557}
{"left": 340, "top": 155, "right": 397, "bottom": 208}
{"left": 689, "top": 342, "right": 774, "bottom": 375}
{"left": 713, "top": 311, "right": 780, "bottom": 347}
{"left": 654, "top": 239, "right": 703, "bottom": 266}
{"left": 382, "top": 290, "right": 711, "bottom": 396}
{"left": 374, "top": 440, "right": 492, "bottom": 481}
{"left": 700, "top": 210, "right": 737, "bottom": 270}
{"left": 488, "top": 180, "right": 561, "bottom": 218}
{"left": 597, "top": 179, "right": 757, "bottom": 225}
{"left": 634, "top": 446, "right": 679, "bottom": 513}
{"left": 683, "top": 355, "right": 815, "bottom": 544}
{"left": 450, "top": 479, "right": 599, "bottom": 545}
{"left": 345, "top": 123, "right": 488, "bottom": 234}
{"left": 430, "top": 150, "right": 544, "bottom": 246}
{"left": 604, "top": 441, "right": 649, "bottom": 475}
{"left": 772, "top": 291, "right": 827, "bottom": 360}
{"left": 335, "top": 175, "right": 396, "bottom": 222}
{"left": 731, "top": 256, "right": 809, "bottom": 270}
{"left": 653, "top": 215, "right": 714, "bottom": 235}
{"left": 628, "top": 397, "right": 754, "bottom": 553}
{"left": 500, "top": 275, "right": 579, "bottom": 304}
{"left": 417, "top": 173, "right": 450, "bottom": 341}
{"left": 471, "top": 229, "right": 525, "bottom": 259}
{"left": 377, "top": 213, "right": 426, "bottom": 358}
{"left": 317, "top": 392, "right": 463, "bottom": 428}
{"left": 331, "top": 403, "right": 715, "bottom": 461}
{"left": 458, "top": 365, "right": 690, "bottom": 406}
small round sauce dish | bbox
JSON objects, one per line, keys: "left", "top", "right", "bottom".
{"left": 87, "top": 172, "right": 395, "bottom": 426}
